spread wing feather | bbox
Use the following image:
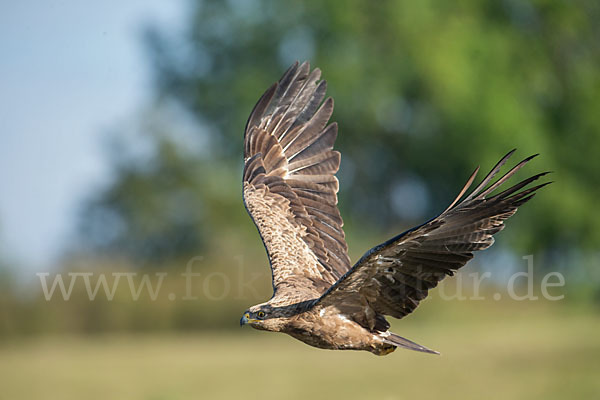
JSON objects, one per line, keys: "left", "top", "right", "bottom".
{"left": 243, "top": 62, "right": 351, "bottom": 300}
{"left": 315, "top": 150, "right": 551, "bottom": 329}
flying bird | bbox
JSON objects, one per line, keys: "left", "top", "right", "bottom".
{"left": 239, "top": 61, "right": 550, "bottom": 355}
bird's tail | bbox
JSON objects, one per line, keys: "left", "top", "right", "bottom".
{"left": 382, "top": 332, "right": 440, "bottom": 355}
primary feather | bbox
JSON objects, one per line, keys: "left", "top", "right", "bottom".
{"left": 243, "top": 61, "right": 350, "bottom": 301}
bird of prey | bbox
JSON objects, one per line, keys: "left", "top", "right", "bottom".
{"left": 239, "top": 61, "right": 550, "bottom": 356}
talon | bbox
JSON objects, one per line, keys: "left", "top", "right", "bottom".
{"left": 377, "top": 346, "right": 396, "bottom": 356}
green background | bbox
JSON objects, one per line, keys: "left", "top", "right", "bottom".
{"left": 2, "top": 1, "right": 599, "bottom": 399}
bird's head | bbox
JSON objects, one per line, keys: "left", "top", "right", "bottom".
{"left": 240, "top": 303, "right": 284, "bottom": 332}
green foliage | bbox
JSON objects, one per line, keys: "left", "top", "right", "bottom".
{"left": 78, "top": 137, "right": 207, "bottom": 264}
{"left": 79, "top": 0, "right": 600, "bottom": 265}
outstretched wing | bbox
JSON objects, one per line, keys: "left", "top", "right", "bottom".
{"left": 243, "top": 61, "right": 351, "bottom": 300}
{"left": 315, "top": 150, "right": 550, "bottom": 330}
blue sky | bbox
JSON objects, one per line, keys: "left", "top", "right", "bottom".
{"left": 0, "top": 0, "right": 184, "bottom": 274}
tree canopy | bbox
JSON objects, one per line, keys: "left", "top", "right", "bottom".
{"left": 78, "top": 0, "right": 600, "bottom": 267}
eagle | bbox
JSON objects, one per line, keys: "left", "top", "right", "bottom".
{"left": 239, "top": 61, "right": 550, "bottom": 356}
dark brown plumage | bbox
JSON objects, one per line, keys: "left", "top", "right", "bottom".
{"left": 239, "top": 61, "right": 550, "bottom": 356}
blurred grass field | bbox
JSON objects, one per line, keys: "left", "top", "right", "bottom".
{"left": 1, "top": 299, "right": 599, "bottom": 400}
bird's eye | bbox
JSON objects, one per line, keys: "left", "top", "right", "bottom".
{"left": 257, "top": 311, "right": 265, "bottom": 319}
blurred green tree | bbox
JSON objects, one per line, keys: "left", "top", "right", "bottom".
{"left": 78, "top": 0, "right": 600, "bottom": 266}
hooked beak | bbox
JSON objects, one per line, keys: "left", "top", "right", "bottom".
{"left": 240, "top": 312, "right": 259, "bottom": 327}
{"left": 240, "top": 313, "right": 249, "bottom": 326}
